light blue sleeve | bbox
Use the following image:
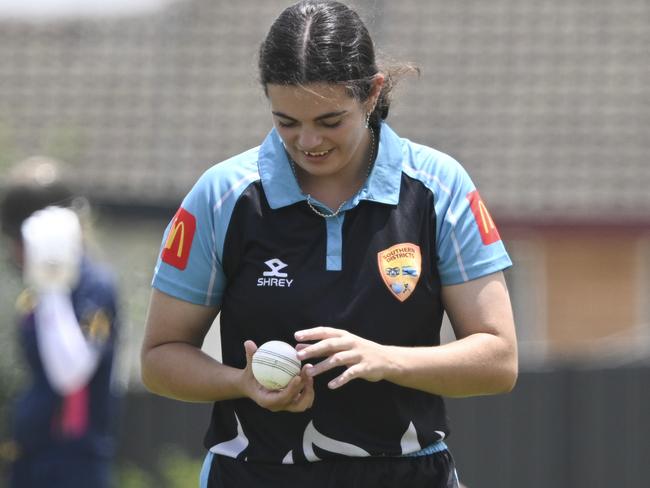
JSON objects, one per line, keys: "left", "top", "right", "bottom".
{"left": 433, "top": 154, "right": 512, "bottom": 285}
{"left": 151, "top": 156, "right": 261, "bottom": 306}
{"left": 152, "top": 169, "right": 226, "bottom": 307}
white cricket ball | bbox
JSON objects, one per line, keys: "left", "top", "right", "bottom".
{"left": 252, "top": 340, "right": 301, "bottom": 390}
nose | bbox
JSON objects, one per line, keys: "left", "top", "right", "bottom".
{"left": 297, "top": 128, "right": 322, "bottom": 150}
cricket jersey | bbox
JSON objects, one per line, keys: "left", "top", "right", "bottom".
{"left": 152, "top": 122, "right": 512, "bottom": 464}
{"left": 10, "top": 258, "right": 119, "bottom": 487}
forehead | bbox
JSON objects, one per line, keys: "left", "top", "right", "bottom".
{"left": 267, "top": 83, "right": 359, "bottom": 116}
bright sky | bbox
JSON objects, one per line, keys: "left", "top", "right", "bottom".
{"left": 0, "top": 0, "right": 178, "bottom": 20}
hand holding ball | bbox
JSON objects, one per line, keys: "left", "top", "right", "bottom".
{"left": 252, "top": 341, "right": 301, "bottom": 390}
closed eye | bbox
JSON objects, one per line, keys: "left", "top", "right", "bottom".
{"left": 320, "top": 119, "right": 342, "bottom": 128}
{"left": 272, "top": 110, "right": 347, "bottom": 129}
{"left": 276, "top": 119, "right": 341, "bottom": 129}
{"left": 277, "top": 119, "right": 297, "bottom": 128}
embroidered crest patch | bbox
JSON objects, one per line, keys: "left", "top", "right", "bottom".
{"left": 377, "top": 243, "right": 422, "bottom": 302}
{"left": 84, "top": 310, "right": 112, "bottom": 344}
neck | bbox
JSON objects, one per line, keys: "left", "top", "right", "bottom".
{"left": 294, "top": 127, "right": 375, "bottom": 210}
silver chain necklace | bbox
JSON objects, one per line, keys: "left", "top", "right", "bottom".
{"left": 290, "top": 127, "right": 376, "bottom": 219}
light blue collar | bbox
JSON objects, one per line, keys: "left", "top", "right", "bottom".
{"left": 259, "top": 122, "right": 403, "bottom": 210}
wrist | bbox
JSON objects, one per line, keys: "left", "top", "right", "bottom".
{"left": 228, "top": 365, "right": 253, "bottom": 400}
{"left": 379, "top": 345, "right": 404, "bottom": 383}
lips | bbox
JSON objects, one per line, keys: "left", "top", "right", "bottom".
{"left": 303, "top": 149, "right": 332, "bottom": 157}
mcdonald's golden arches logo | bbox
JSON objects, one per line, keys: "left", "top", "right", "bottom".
{"left": 466, "top": 190, "right": 501, "bottom": 245}
{"left": 161, "top": 207, "right": 196, "bottom": 270}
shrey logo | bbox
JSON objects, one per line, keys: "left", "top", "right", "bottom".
{"left": 257, "top": 258, "right": 293, "bottom": 287}
{"left": 161, "top": 207, "right": 196, "bottom": 270}
{"left": 466, "top": 190, "right": 501, "bottom": 245}
{"left": 262, "top": 258, "right": 288, "bottom": 277}
{"left": 377, "top": 243, "right": 422, "bottom": 302}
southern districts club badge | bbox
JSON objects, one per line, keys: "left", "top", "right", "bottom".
{"left": 377, "top": 243, "right": 422, "bottom": 302}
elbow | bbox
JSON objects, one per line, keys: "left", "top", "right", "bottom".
{"left": 476, "top": 364, "right": 516, "bottom": 397}
{"left": 139, "top": 365, "right": 154, "bottom": 394}
{"left": 494, "top": 334, "right": 518, "bottom": 394}
{"left": 479, "top": 343, "right": 518, "bottom": 396}
{"left": 139, "top": 346, "right": 162, "bottom": 395}
{"left": 499, "top": 364, "right": 518, "bottom": 393}
{"left": 496, "top": 353, "right": 519, "bottom": 394}
{"left": 140, "top": 344, "right": 181, "bottom": 399}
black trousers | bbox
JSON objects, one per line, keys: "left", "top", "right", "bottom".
{"left": 205, "top": 450, "right": 459, "bottom": 488}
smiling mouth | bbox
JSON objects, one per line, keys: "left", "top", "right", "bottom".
{"left": 303, "top": 149, "right": 332, "bottom": 157}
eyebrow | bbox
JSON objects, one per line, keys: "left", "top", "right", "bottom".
{"left": 271, "top": 110, "right": 348, "bottom": 122}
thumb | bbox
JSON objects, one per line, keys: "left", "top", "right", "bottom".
{"left": 243, "top": 340, "right": 258, "bottom": 366}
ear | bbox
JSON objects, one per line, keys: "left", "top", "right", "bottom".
{"left": 367, "top": 73, "right": 385, "bottom": 111}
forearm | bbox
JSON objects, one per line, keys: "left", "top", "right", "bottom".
{"left": 141, "top": 342, "right": 246, "bottom": 402}
{"left": 35, "top": 291, "right": 100, "bottom": 394}
{"left": 382, "top": 332, "right": 518, "bottom": 397}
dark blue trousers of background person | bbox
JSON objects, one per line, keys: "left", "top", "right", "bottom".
{"left": 10, "top": 449, "right": 111, "bottom": 488}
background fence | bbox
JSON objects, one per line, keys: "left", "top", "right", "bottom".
{"left": 118, "top": 364, "right": 650, "bottom": 488}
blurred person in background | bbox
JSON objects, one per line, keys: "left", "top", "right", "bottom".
{"left": 0, "top": 156, "right": 121, "bottom": 488}
{"left": 141, "top": 1, "right": 517, "bottom": 487}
